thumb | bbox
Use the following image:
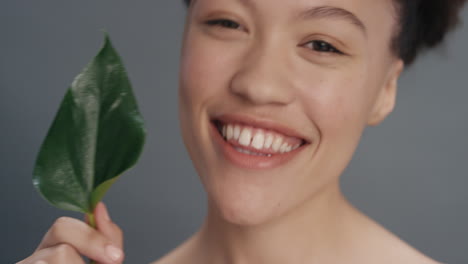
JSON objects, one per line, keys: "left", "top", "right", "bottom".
{"left": 94, "top": 202, "right": 124, "bottom": 248}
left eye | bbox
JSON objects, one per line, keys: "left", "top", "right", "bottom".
{"left": 305, "top": 40, "right": 342, "bottom": 54}
{"left": 205, "top": 19, "right": 241, "bottom": 30}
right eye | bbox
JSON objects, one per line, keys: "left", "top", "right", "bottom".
{"left": 205, "top": 19, "right": 241, "bottom": 30}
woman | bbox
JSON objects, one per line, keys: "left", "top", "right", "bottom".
{"left": 18, "top": 0, "right": 466, "bottom": 263}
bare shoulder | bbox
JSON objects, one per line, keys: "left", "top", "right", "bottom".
{"left": 150, "top": 246, "right": 187, "bottom": 264}
{"left": 150, "top": 209, "right": 443, "bottom": 264}
{"left": 149, "top": 245, "right": 189, "bottom": 264}
{"left": 149, "top": 233, "right": 201, "bottom": 264}
{"left": 350, "top": 212, "right": 443, "bottom": 264}
{"left": 374, "top": 239, "right": 443, "bottom": 264}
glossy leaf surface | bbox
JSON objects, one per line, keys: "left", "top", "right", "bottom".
{"left": 33, "top": 34, "right": 146, "bottom": 213}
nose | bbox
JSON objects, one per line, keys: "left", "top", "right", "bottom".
{"left": 229, "top": 41, "right": 295, "bottom": 106}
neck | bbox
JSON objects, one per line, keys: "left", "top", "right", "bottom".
{"left": 196, "top": 182, "right": 357, "bottom": 264}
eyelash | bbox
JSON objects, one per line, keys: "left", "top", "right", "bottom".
{"left": 204, "top": 19, "right": 344, "bottom": 55}
{"left": 304, "top": 40, "right": 343, "bottom": 54}
{"left": 205, "top": 19, "right": 242, "bottom": 30}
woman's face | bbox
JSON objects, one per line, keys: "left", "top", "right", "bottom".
{"left": 179, "top": 0, "right": 403, "bottom": 225}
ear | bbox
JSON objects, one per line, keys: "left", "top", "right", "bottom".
{"left": 367, "top": 59, "right": 404, "bottom": 126}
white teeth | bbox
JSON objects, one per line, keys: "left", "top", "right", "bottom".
{"left": 235, "top": 147, "right": 272, "bottom": 157}
{"left": 226, "top": 124, "right": 234, "bottom": 140}
{"left": 233, "top": 125, "right": 241, "bottom": 140}
{"left": 272, "top": 137, "right": 283, "bottom": 152}
{"left": 222, "top": 125, "right": 227, "bottom": 138}
{"left": 279, "top": 143, "right": 288, "bottom": 153}
{"left": 264, "top": 134, "right": 274, "bottom": 149}
{"left": 220, "top": 123, "right": 303, "bottom": 154}
{"left": 251, "top": 132, "right": 265, "bottom": 150}
{"left": 238, "top": 128, "right": 252, "bottom": 147}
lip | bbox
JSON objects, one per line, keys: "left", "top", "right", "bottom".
{"left": 209, "top": 115, "right": 310, "bottom": 170}
{"left": 212, "top": 114, "right": 311, "bottom": 143}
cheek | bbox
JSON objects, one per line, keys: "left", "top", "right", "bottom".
{"left": 178, "top": 28, "right": 244, "bottom": 177}
{"left": 297, "top": 70, "right": 371, "bottom": 135}
{"left": 294, "top": 69, "right": 373, "bottom": 183}
{"left": 179, "top": 30, "right": 227, "bottom": 146}
{"left": 179, "top": 29, "right": 239, "bottom": 106}
{"left": 179, "top": 48, "right": 214, "bottom": 107}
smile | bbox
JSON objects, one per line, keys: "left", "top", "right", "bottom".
{"left": 211, "top": 116, "right": 309, "bottom": 170}
{"left": 216, "top": 121, "right": 305, "bottom": 156}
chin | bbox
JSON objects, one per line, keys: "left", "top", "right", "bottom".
{"left": 206, "top": 180, "right": 287, "bottom": 227}
{"left": 213, "top": 199, "right": 278, "bottom": 227}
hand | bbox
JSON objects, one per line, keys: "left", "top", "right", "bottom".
{"left": 17, "top": 202, "right": 124, "bottom": 264}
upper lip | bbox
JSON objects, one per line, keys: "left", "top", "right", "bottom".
{"left": 212, "top": 113, "right": 311, "bottom": 144}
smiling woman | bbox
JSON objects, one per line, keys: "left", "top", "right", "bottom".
{"left": 170, "top": 0, "right": 467, "bottom": 263}
{"left": 16, "top": 0, "right": 466, "bottom": 264}
{"left": 174, "top": 0, "right": 467, "bottom": 263}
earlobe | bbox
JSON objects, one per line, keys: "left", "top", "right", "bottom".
{"left": 367, "top": 59, "right": 404, "bottom": 126}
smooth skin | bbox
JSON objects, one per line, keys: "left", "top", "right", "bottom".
{"left": 158, "top": 0, "right": 441, "bottom": 263}
{"left": 19, "top": 0, "right": 445, "bottom": 263}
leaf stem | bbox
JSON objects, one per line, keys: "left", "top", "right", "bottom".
{"left": 86, "top": 212, "right": 97, "bottom": 264}
{"left": 86, "top": 212, "right": 96, "bottom": 229}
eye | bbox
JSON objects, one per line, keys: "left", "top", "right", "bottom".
{"left": 205, "top": 19, "right": 241, "bottom": 30}
{"left": 305, "top": 40, "right": 343, "bottom": 54}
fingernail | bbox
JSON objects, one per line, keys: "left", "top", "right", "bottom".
{"left": 101, "top": 203, "right": 111, "bottom": 221}
{"left": 106, "top": 244, "right": 123, "bottom": 262}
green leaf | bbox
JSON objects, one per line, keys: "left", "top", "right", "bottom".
{"left": 33, "top": 33, "right": 146, "bottom": 214}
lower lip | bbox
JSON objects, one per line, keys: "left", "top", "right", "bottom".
{"left": 210, "top": 122, "right": 306, "bottom": 170}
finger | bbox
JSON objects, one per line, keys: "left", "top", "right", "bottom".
{"left": 94, "top": 202, "right": 124, "bottom": 248}
{"left": 36, "top": 217, "right": 124, "bottom": 264}
{"left": 17, "top": 244, "right": 85, "bottom": 264}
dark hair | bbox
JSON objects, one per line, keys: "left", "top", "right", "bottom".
{"left": 182, "top": 0, "right": 466, "bottom": 65}
{"left": 393, "top": 0, "right": 466, "bottom": 65}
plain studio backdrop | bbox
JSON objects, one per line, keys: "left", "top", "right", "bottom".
{"left": 1, "top": 1, "right": 467, "bottom": 263}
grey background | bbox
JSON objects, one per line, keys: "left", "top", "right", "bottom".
{"left": 1, "top": 1, "right": 467, "bottom": 263}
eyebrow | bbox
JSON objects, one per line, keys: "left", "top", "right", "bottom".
{"left": 296, "top": 6, "right": 367, "bottom": 35}
{"left": 206, "top": 0, "right": 367, "bottom": 35}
